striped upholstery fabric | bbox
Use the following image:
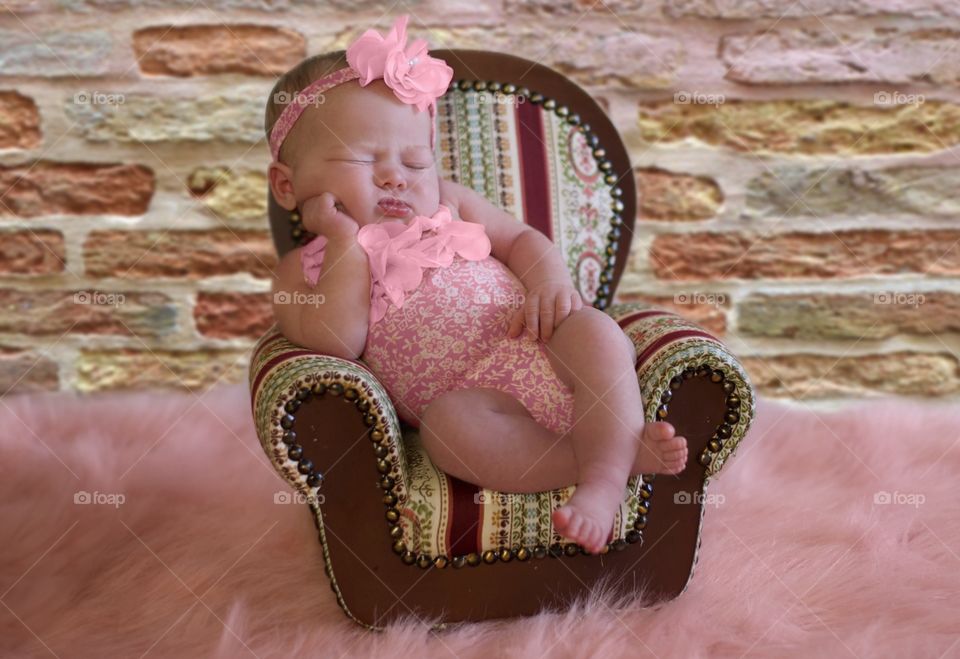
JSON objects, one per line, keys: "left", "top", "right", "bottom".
{"left": 434, "top": 88, "right": 616, "bottom": 306}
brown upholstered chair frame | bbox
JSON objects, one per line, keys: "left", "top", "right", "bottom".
{"left": 250, "top": 50, "right": 755, "bottom": 630}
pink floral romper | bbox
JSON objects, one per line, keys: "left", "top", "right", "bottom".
{"left": 301, "top": 204, "right": 575, "bottom": 435}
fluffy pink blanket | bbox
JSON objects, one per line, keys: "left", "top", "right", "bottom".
{"left": 2, "top": 384, "right": 958, "bottom": 657}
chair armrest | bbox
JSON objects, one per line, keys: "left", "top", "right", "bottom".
{"left": 248, "top": 325, "right": 410, "bottom": 503}
{"left": 604, "top": 302, "right": 756, "bottom": 479}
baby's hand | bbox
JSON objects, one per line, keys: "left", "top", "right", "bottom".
{"left": 506, "top": 279, "right": 584, "bottom": 342}
{"left": 301, "top": 192, "right": 358, "bottom": 241}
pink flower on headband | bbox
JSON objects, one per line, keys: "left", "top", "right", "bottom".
{"left": 346, "top": 15, "right": 453, "bottom": 114}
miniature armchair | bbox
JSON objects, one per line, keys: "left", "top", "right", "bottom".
{"left": 249, "top": 50, "right": 756, "bottom": 630}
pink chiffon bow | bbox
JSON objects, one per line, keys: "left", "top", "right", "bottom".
{"left": 300, "top": 205, "right": 492, "bottom": 325}
{"left": 346, "top": 15, "right": 453, "bottom": 115}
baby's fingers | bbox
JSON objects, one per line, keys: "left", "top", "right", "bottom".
{"left": 571, "top": 291, "right": 583, "bottom": 312}
{"left": 302, "top": 192, "right": 336, "bottom": 221}
{"left": 539, "top": 296, "right": 556, "bottom": 342}
{"left": 506, "top": 306, "right": 525, "bottom": 338}
{"left": 553, "top": 294, "right": 572, "bottom": 330}
{"left": 524, "top": 294, "right": 540, "bottom": 341}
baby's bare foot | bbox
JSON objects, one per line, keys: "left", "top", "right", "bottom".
{"left": 553, "top": 478, "right": 625, "bottom": 554}
{"left": 632, "top": 421, "right": 688, "bottom": 475}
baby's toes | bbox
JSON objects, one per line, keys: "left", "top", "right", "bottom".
{"left": 661, "top": 436, "right": 687, "bottom": 455}
{"left": 644, "top": 421, "right": 675, "bottom": 443}
{"left": 664, "top": 448, "right": 687, "bottom": 472}
{"left": 583, "top": 519, "right": 601, "bottom": 552}
{"left": 566, "top": 509, "right": 587, "bottom": 539}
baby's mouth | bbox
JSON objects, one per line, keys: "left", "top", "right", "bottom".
{"left": 377, "top": 197, "right": 413, "bottom": 218}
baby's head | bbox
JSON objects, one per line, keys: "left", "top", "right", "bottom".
{"left": 265, "top": 16, "right": 453, "bottom": 232}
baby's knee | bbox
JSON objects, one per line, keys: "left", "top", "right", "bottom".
{"left": 556, "top": 306, "right": 635, "bottom": 359}
{"left": 559, "top": 306, "right": 620, "bottom": 340}
{"left": 420, "top": 394, "right": 457, "bottom": 441}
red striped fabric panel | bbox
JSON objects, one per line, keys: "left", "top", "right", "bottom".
{"left": 447, "top": 475, "right": 481, "bottom": 556}
{"left": 251, "top": 349, "right": 321, "bottom": 398}
{"left": 515, "top": 101, "right": 553, "bottom": 241}
{"left": 634, "top": 329, "right": 722, "bottom": 369}
{"left": 615, "top": 309, "right": 670, "bottom": 329}
{"left": 251, "top": 332, "right": 284, "bottom": 365}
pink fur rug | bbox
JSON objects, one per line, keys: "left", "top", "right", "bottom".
{"left": 2, "top": 383, "right": 959, "bottom": 657}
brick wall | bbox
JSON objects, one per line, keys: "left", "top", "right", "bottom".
{"left": 1, "top": 1, "right": 958, "bottom": 402}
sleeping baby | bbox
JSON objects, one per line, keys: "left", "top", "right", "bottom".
{"left": 265, "top": 15, "right": 688, "bottom": 554}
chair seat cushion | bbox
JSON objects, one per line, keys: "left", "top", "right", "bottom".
{"left": 398, "top": 426, "right": 650, "bottom": 558}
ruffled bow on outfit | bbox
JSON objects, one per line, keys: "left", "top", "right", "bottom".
{"left": 300, "top": 204, "right": 492, "bottom": 325}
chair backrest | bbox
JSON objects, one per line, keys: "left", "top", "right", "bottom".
{"left": 267, "top": 49, "right": 635, "bottom": 309}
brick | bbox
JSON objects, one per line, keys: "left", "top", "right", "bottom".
{"left": 667, "top": 0, "right": 960, "bottom": 18}
{"left": 0, "top": 346, "right": 59, "bottom": 395}
{"left": 737, "top": 292, "right": 960, "bottom": 340}
{"left": 0, "top": 162, "right": 154, "bottom": 217}
{"left": 503, "top": 0, "right": 652, "bottom": 14}
{"left": 722, "top": 27, "right": 960, "bottom": 86}
{"left": 1, "top": 1, "right": 49, "bottom": 12}
{"left": 187, "top": 167, "right": 267, "bottom": 222}
{"left": 424, "top": 26, "right": 681, "bottom": 89}
{"left": 65, "top": 88, "right": 263, "bottom": 144}
{"left": 742, "top": 352, "right": 960, "bottom": 399}
{"left": 636, "top": 168, "right": 722, "bottom": 221}
{"left": 0, "top": 230, "right": 65, "bottom": 275}
{"left": 60, "top": 0, "right": 436, "bottom": 10}
{"left": 134, "top": 25, "right": 305, "bottom": 77}
{"left": 0, "top": 289, "right": 176, "bottom": 336}
{"left": 194, "top": 291, "right": 273, "bottom": 339}
{"left": 83, "top": 230, "right": 276, "bottom": 279}
{"left": 650, "top": 230, "right": 960, "bottom": 280}
{"left": 0, "top": 91, "right": 40, "bottom": 150}
{"left": 0, "top": 29, "right": 112, "bottom": 77}
{"left": 610, "top": 292, "right": 727, "bottom": 336}
{"left": 744, "top": 165, "right": 960, "bottom": 219}
{"left": 635, "top": 99, "right": 960, "bottom": 155}
{"left": 75, "top": 348, "right": 249, "bottom": 392}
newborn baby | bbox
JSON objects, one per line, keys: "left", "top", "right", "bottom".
{"left": 266, "top": 16, "right": 688, "bottom": 554}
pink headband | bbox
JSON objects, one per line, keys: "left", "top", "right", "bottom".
{"left": 269, "top": 15, "right": 454, "bottom": 163}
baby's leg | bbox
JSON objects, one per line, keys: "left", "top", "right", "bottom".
{"left": 418, "top": 387, "right": 684, "bottom": 493}
{"left": 419, "top": 387, "right": 572, "bottom": 493}
{"left": 541, "top": 306, "right": 688, "bottom": 553}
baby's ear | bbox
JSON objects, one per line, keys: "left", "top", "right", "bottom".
{"left": 268, "top": 161, "right": 297, "bottom": 211}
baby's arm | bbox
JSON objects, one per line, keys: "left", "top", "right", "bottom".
{"left": 270, "top": 196, "right": 370, "bottom": 360}
{"left": 441, "top": 178, "right": 583, "bottom": 341}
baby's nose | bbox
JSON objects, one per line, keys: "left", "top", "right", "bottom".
{"left": 375, "top": 163, "right": 406, "bottom": 190}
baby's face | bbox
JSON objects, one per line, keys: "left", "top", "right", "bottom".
{"left": 273, "top": 79, "right": 440, "bottom": 230}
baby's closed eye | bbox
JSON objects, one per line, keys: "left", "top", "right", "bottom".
{"left": 334, "top": 158, "right": 430, "bottom": 170}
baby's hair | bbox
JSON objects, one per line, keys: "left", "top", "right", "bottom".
{"left": 264, "top": 49, "right": 348, "bottom": 163}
